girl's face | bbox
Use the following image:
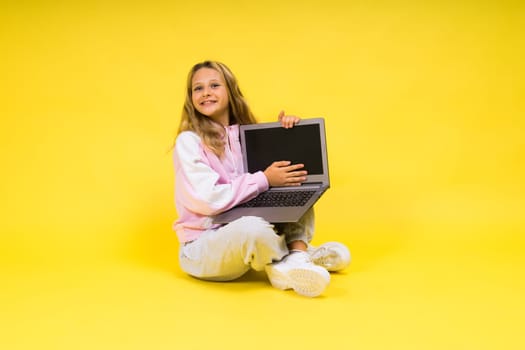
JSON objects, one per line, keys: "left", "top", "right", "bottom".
{"left": 191, "top": 67, "right": 230, "bottom": 126}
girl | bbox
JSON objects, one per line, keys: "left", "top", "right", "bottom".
{"left": 172, "top": 60, "right": 350, "bottom": 297}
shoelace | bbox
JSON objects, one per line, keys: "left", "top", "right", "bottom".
{"left": 287, "top": 251, "right": 313, "bottom": 264}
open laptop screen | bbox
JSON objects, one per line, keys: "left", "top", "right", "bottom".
{"left": 243, "top": 124, "right": 324, "bottom": 174}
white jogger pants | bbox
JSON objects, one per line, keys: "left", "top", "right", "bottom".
{"left": 179, "top": 208, "right": 315, "bottom": 281}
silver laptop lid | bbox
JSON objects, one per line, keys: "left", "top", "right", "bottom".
{"left": 239, "top": 118, "right": 329, "bottom": 185}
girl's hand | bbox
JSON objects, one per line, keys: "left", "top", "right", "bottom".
{"left": 263, "top": 161, "right": 308, "bottom": 187}
{"left": 277, "top": 110, "right": 300, "bottom": 129}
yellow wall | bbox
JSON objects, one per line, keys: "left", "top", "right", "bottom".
{"left": 1, "top": 1, "right": 524, "bottom": 349}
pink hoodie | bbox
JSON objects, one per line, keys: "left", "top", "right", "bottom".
{"left": 172, "top": 124, "right": 269, "bottom": 243}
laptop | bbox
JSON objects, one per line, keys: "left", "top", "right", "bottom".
{"left": 213, "top": 117, "right": 330, "bottom": 224}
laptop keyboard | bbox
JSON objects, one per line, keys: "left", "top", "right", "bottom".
{"left": 238, "top": 190, "right": 317, "bottom": 208}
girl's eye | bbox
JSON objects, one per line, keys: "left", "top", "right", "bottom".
{"left": 193, "top": 86, "right": 202, "bottom": 92}
{"left": 211, "top": 83, "right": 220, "bottom": 88}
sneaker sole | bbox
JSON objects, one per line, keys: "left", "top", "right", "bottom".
{"left": 311, "top": 244, "right": 351, "bottom": 272}
{"left": 266, "top": 266, "right": 330, "bottom": 298}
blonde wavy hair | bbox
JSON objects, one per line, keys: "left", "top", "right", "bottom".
{"left": 176, "top": 61, "right": 258, "bottom": 157}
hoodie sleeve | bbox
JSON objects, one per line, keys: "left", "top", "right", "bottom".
{"left": 174, "top": 131, "right": 269, "bottom": 216}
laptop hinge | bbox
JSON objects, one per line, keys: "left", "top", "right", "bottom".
{"left": 270, "top": 182, "right": 324, "bottom": 190}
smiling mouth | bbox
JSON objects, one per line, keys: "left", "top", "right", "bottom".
{"left": 200, "top": 100, "right": 216, "bottom": 105}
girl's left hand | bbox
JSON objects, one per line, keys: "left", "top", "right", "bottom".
{"left": 278, "top": 110, "right": 300, "bottom": 129}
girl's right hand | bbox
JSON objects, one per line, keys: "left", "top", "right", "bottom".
{"left": 263, "top": 161, "right": 308, "bottom": 187}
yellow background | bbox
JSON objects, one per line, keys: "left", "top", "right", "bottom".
{"left": 1, "top": 1, "right": 524, "bottom": 349}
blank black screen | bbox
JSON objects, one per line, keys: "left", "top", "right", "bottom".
{"left": 244, "top": 124, "right": 324, "bottom": 174}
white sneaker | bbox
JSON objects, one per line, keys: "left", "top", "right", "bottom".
{"left": 265, "top": 251, "right": 330, "bottom": 297}
{"left": 308, "top": 242, "right": 351, "bottom": 272}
